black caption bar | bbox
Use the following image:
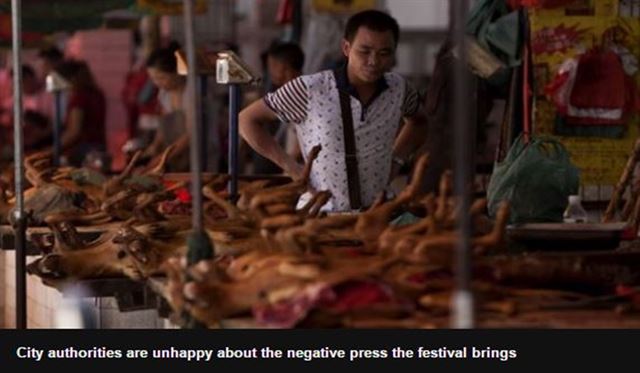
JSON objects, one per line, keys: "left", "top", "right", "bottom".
{"left": 0, "top": 329, "right": 635, "bottom": 371}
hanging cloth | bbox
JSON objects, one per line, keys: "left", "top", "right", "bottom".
{"left": 509, "top": 0, "right": 579, "bottom": 8}
{"left": 567, "top": 47, "right": 630, "bottom": 126}
{"left": 466, "top": 0, "right": 522, "bottom": 69}
{"left": 277, "top": 0, "right": 295, "bottom": 24}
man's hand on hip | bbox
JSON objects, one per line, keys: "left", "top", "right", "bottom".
{"left": 283, "top": 157, "right": 304, "bottom": 181}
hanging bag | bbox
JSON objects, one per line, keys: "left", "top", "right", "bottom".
{"left": 466, "top": 0, "right": 522, "bottom": 69}
{"left": 567, "top": 47, "right": 627, "bottom": 125}
{"left": 333, "top": 71, "right": 362, "bottom": 210}
{"left": 487, "top": 135, "right": 580, "bottom": 223}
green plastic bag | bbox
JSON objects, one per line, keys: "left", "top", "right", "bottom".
{"left": 487, "top": 135, "right": 580, "bottom": 224}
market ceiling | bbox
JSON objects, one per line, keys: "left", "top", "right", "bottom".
{"left": 0, "top": 0, "right": 209, "bottom": 46}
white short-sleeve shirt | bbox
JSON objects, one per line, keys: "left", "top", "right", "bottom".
{"left": 264, "top": 66, "right": 419, "bottom": 212}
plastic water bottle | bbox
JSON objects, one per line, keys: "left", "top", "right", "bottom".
{"left": 563, "top": 195, "right": 588, "bottom": 223}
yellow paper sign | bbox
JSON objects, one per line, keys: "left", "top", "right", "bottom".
{"left": 530, "top": 1, "right": 640, "bottom": 186}
{"left": 529, "top": 0, "right": 618, "bottom": 18}
{"left": 137, "top": 0, "right": 207, "bottom": 15}
{"left": 312, "top": 0, "right": 376, "bottom": 13}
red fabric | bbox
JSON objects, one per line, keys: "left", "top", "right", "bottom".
{"left": 569, "top": 49, "right": 626, "bottom": 110}
{"left": 407, "top": 269, "right": 450, "bottom": 285}
{"left": 320, "top": 281, "right": 392, "bottom": 313}
{"left": 66, "top": 87, "right": 106, "bottom": 147}
{"left": 621, "top": 225, "right": 637, "bottom": 241}
{"left": 564, "top": 48, "right": 638, "bottom": 126}
{"left": 625, "top": 74, "right": 640, "bottom": 115}
{"left": 510, "top": 0, "right": 578, "bottom": 8}
{"left": 161, "top": 181, "right": 192, "bottom": 204}
{"left": 616, "top": 284, "right": 636, "bottom": 297}
{"left": 549, "top": 51, "right": 640, "bottom": 126}
{"left": 121, "top": 68, "right": 159, "bottom": 138}
{"left": 0, "top": 15, "right": 46, "bottom": 45}
{"left": 253, "top": 281, "right": 397, "bottom": 327}
{"left": 158, "top": 199, "right": 192, "bottom": 216}
{"left": 175, "top": 187, "right": 192, "bottom": 203}
{"left": 253, "top": 285, "right": 335, "bottom": 328}
{"left": 406, "top": 272, "right": 428, "bottom": 285}
{"left": 615, "top": 284, "right": 640, "bottom": 308}
{"left": 566, "top": 117, "right": 625, "bottom": 126}
{"left": 276, "top": 0, "right": 294, "bottom": 24}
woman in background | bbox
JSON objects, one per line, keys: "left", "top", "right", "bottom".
{"left": 144, "top": 43, "right": 220, "bottom": 172}
{"left": 55, "top": 59, "right": 106, "bottom": 167}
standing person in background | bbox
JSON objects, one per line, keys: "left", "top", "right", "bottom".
{"left": 54, "top": 59, "right": 107, "bottom": 167}
{"left": 0, "top": 65, "right": 55, "bottom": 160}
{"left": 251, "top": 42, "right": 305, "bottom": 174}
{"left": 266, "top": 42, "right": 305, "bottom": 89}
{"left": 0, "top": 64, "right": 53, "bottom": 129}
{"left": 267, "top": 42, "right": 306, "bottom": 162}
{"left": 144, "top": 43, "right": 220, "bottom": 172}
{"left": 121, "top": 65, "right": 160, "bottom": 150}
{"left": 36, "top": 46, "right": 70, "bottom": 160}
{"left": 122, "top": 28, "right": 160, "bottom": 145}
{"left": 239, "top": 10, "right": 425, "bottom": 212}
{"left": 17, "top": 64, "right": 53, "bottom": 122}
{"left": 36, "top": 46, "right": 64, "bottom": 81}
{"left": 125, "top": 70, "right": 160, "bottom": 140}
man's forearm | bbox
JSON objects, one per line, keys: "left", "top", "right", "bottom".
{"left": 392, "top": 119, "right": 427, "bottom": 161}
{"left": 240, "top": 118, "right": 300, "bottom": 177}
{"left": 61, "top": 109, "right": 84, "bottom": 150}
{"left": 239, "top": 99, "right": 303, "bottom": 178}
{"left": 173, "top": 133, "right": 190, "bottom": 154}
{"left": 60, "top": 128, "right": 80, "bottom": 150}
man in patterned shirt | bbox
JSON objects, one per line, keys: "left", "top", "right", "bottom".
{"left": 239, "top": 9, "right": 425, "bottom": 212}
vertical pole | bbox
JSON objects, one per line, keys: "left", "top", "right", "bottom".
{"left": 521, "top": 8, "right": 531, "bottom": 144}
{"left": 183, "top": 0, "right": 203, "bottom": 234}
{"left": 198, "top": 75, "right": 208, "bottom": 172}
{"left": 11, "top": 0, "right": 27, "bottom": 330}
{"left": 53, "top": 92, "right": 63, "bottom": 167}
{"left": 182, "top": 0, "right": 212, "bottom": 329}
{"left": 451, "top": 0, "right": 474, "bottom": 329}
{"left": 228, "top": 84, "right": 240, "bottom": 203}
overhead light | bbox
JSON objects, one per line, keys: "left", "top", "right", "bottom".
{"left": 175, "top": 49, "right": 217, "bottom": 76}
{"left": 216, "top": 50, "right": 259, "bottom": 85}
{"left": 174, "top": 48, "right": 259, "bottom": 85}
{"left": 45, "top": 71, "right": 71, "bottom": 92}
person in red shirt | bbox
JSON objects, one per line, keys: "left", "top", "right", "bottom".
{"left": 36, "top": 46, "right": 64, "bottom": 81}
{"left": 0, "top": 65, "right": 55, "bottom": 161}
{"left": 1, "top": 65, "right": 54, "bottom": 125}
{"left": 122, "top": 67, "right": 159, "bottom": 141}
{"left": 54, "top": 60, "right": 107, "bottom": 166}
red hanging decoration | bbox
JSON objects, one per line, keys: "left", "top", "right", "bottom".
{"left": 509, "top": 0, "right": 579, "bottom": 9}
{"left": 276, "top": 0, "right": 295, "bottom": 24}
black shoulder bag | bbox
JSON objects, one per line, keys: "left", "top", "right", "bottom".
{"left": 334, "top": 72, "right": 362, "bottom": 210}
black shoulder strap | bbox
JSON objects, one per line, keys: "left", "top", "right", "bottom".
{"left": 334, "top": 71, "right": 362, "bottom": 210}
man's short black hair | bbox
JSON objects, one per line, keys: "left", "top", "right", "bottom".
{"left": 267, "top": 42, "right": 305, "bottom": 72}
{"left": 145, "top": 42, "right": 181, "bottom": 74}
{"left": 344, "top": 9, "right": 400, "bottom": 46}
{"left": 37, "top": 46, "right": 64, "bottom": 62}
